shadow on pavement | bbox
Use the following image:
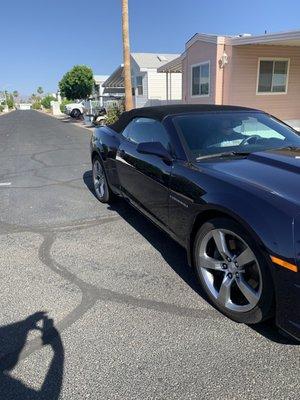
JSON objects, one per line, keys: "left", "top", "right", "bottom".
{"left": 60, "top": 116, "right": 83, "bottom": 123}
{"left": 83, "top": 169, "right": 299, "bottom": 346}
{"left": 0, "top": 312, "right": 64, "bottom": 399}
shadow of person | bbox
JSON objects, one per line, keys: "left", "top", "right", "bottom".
{"left": 0, "top": 312, "right": 64, "bottom": 399}
{"left": 83, "top": 169, "right": 299, "bottom": 345}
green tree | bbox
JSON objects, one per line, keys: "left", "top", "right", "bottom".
{"left": 37, "top": 86, "right": 44, "bottom": 96}
{"left": 59, "top": 65, "right": 94, "bottom": 100}
{"left": 13, "top": 90, "right": 19, "bottom": 100}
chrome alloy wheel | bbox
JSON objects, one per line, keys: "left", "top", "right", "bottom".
{"left": 197, "top": 229, "right": 262, "bottom": 312}
{"left": 93, "top": 159, "right": 106, "bottom": 199}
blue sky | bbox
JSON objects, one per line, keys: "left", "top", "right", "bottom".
{"left": 1, "top": 0, "right": 300, "bottom": 96}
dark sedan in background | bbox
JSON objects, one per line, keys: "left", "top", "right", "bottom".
{"left": 90, "top": 104, "right": 300, "bottom": 341}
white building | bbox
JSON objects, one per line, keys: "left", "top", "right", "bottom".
{"left": 93, "top": 75, "right": 109, "bottom": 106}
{"left": 103, "top": 53, "right": 182, "bottom": 108}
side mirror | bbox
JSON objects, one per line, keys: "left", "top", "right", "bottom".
{"left": 136, "top": 141, "right": 172, "bottom": 162}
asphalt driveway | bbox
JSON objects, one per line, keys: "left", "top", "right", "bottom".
{"left": 0, "top": 110, "right": 299, "bottom": 399}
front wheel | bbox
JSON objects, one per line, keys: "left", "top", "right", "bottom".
{"left": 92, "top": 156, "right": 113, "bottom": 203}
{"left": 70, "top": 108, "right": 81, "bottom": 119}
{"left": 194, "top": 218, "right": 274, "bottom": 324}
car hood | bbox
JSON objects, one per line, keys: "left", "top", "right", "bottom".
{"left": 200, "top": 147, "right": 300, "bottom": 207}
{"left": 66, "top": 103, "right": 79, "bottom": 108}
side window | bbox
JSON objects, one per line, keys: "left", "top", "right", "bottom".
{"left": 121, "top": 122, "right": 132, "bottom": 139}
{"left": 127, "top": 118, "right": 171, "bottom": 151}
{"left": 191, "top": 62, "right": 210, "bottom": 96}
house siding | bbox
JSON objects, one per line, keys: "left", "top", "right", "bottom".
{"left": 147, "top": 69, "right": 168, "bottom": 100}
{"left": 131, "top": 58, "right": 148, "bottom": 108}
{"left": 223, "top": 44, "right": 300, "bottom": 120}
{"left": 147, "top": 69, "right": 182, "bottom": 104}
{"left": 183, "top": 41, "right": 217, "bottom": 104}
{"left": 133, "top": 73, "right": 148, "bottom": 108}
{"left": 167, "top": 72, "right": 182, "bottom": 100}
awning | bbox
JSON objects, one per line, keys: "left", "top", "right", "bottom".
{"left": 103, "top": 65, "right": 124, "bottom": 89}
{"left": 157, "top": 56, "right": 183, "bottom": 73}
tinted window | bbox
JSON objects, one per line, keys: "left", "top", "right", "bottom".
{"left": 125, "top": 118, "right": 171, "bottom": 150}
{"left": 173, "top": 112, "right": 300, "bottom": 159}
{"left": 121, "top": 122, "right": 132, "bottom": 139}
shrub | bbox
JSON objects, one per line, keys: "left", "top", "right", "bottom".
{"left": 0, "top": 105, "right": 4, "bottom": 113}
{"left": 105, "top": 102, "right": 124, "bottom": 125}
{"left": 32, "top": 101, "right": 42, "bottom": 110}
{"left": 41, "top": 95, "right": 56, "bottom": 110}
{"left": 105, "top": 105, "right": 123, "bottom": 125}
{"left": 6, "top": 94, "right": 14, "bottom": 109}
{"left": 60, "top": 98, "right": 72, "bottom": 113}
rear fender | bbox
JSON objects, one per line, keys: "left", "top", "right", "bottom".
{"left": 92, "top": 126, "right": 121, "bottom": 191}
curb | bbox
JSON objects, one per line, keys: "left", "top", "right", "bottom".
{"left": 34, "top": 109, "right": 93, "bottom": 132}
{"left": 0, "top": 109, "right": 16, "bottom": 117}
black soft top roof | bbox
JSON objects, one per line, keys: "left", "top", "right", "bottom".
{"left": 108, "top": 104, "right": 261, "bottom": 133}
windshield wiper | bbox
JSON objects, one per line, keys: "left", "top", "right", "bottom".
{"left": 273, "top": 145, "right": 300, "bottom": 151}
{"left": 196, "top": 151, "right": 251, "bottom": 161}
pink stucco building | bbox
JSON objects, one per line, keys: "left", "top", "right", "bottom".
{"left": 158, "top": 30, "right": 300, "bottom": 126}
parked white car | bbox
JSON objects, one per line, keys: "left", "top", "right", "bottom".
{"left": 64, "top": 101, "right": 85, "bottom": 118}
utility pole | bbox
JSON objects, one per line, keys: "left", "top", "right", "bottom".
{"left": 122, "top": 0, "right": 133, "bottom": 111}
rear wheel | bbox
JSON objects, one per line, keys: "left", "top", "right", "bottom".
{"left": 194, "top": 218, "right": 274, "bottom": 324}
{"left": 92, "top": 155, "right": 113, "bottom": 203}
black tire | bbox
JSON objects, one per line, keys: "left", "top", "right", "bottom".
{"left": 193, "top": 217, "right": 274, "bottom": 324}
{"left": 92, "top": 155, "right": 114, "bottom": 203}
{"left": 70, "top": 108, "right": 81, "bottom": 119}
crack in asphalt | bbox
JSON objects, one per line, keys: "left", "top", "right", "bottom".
{"left": 30, "top": 147, "right": 66, "bottom": 168}
{"left": 0, "top": 167, "right": 90, "bottom": 190}
{"left": 0, "top": 111, "right": 220, "bottom": 367}
{"left": 1, "top": 214, "right": 220, "bottom": 363}
{"left": 0, "top": 163, "right": 90, "bottom": 181}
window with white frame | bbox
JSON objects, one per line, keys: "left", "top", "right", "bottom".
{"left": 136, "top": 76, "right": 143, "bottom": 95}
{"left": 257, "top": 59, "right": 289, "bottom": 94}
{"left": 191, "top": 62, "right": 210, "bottom": 96}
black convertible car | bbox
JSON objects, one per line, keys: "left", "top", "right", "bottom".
{"left": 90, "top": 104, "right": 300, "bottom": 341}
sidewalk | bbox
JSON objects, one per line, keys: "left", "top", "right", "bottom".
{"left": 38, "top": 110, "right": 94, "bottom": 132}
{"left": 0, "top": 109, "right": 16, "bottom": 117}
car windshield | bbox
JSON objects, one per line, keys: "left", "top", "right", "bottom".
{"left": 173, "top": 112, "right": 300, "bottom": 159}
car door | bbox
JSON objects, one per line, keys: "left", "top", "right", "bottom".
{"left": 116, "top": 117, "right": 173, "bottom": 227}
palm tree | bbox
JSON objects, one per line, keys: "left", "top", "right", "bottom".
{"left": 37, "top": 86, "right": 44, "bottom": 96}
{"left": 13, "top": 90, "right": 19, "bottom": 99}
{"left": 30, "top": 93, "right": 37, "bottom": 103}
{"left": 121, "top": 0, "right": 133, "bottom": 111}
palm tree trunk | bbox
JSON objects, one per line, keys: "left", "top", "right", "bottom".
{"left": 122, "top": 0, "right": 133, "bottom": 111}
